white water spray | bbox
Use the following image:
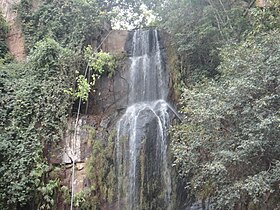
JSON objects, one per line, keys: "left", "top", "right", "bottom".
{"left": 116, "top": 29, "right": 172, "bottom": 210}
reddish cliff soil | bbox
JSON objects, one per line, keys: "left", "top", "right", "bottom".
{"left": 0, "top": 0, "right": 25, "bottom": 61}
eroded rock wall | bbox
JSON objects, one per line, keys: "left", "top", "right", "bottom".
{"left": 0, "top": 0, "right": 25, "bottom": 60}
{"left": 256, "top": 0, "right": 269, "bottom": 7}
{"left": 102, "top": 30, "right": 129, "bottom": 54}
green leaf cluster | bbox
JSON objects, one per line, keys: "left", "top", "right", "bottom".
{"left": 64, "top": 47, "right": 116, "bottom": 102}
{"left": 85, "top": 46, "right": 116, "bottom": 79}
{"left": 85, "top": 46, "right": 116, "bottom": 76}
{"left": 65, "top": 75, "right": 91, "bottom": 102}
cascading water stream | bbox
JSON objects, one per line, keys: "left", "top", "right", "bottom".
{"left": 116, "top": 29, "right": 173, "bottom": 210}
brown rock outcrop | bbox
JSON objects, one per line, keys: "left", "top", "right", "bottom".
{"left": 256, "top": 0, "right": 269, "bottom": 7}
{"left": 0, "top": 0, "right": 25, "bottom": 61}
{"left": 102, "top": 30, "right": 129, "bottom": 54}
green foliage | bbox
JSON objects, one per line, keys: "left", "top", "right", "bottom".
{"left": 37, "top": 179, "right": 59, "bottom": 209}
{"left": 156, "top": 0, "right": 280, "bottom": 85}
{"left": 171, "top": 30, "right": 280, "bottom": 209}
{"left": 73, "top": 188, "right": 92, "bottom": 209}
{"left": 157, "top": 0, "right": 251, "bottom": 84}
{"left": 247, "top": 6, "right": 280, "bottom": 36}
{"left": 76, "top": 75, "right": 91, "bottom": 101}
{"left": 85, "top": 46, "right": 116, "bottom": 79}
{"left": 18, "top": 0, "right": 107, "bottom": 52}
{"left": 0, "top": 38, "right": 76, "bottom": 209}
{"left": 85, "top": 46, "right": 116, "bottom": 76}
{"left": 157, "top": 2, "right": 280, "bottom": 208}
{"left": 65, "top": 75, "right": 91, "bottom": 102}
{"left": 60, "top": 185, "right": 71, "bottom": 205}
{"left": 64, "top": 47, "right": 116, "bottom": 102}
{"left": 17, "top": 0, "right": 160, "bottom": 51}
{"left": 0, "top": 12, "right": 8, "bottom": 59}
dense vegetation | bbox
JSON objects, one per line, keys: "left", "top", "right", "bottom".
{"left": 0, "top": 38, "right": 78, "bottom": 209}
{"left": 18, "top": 0, "right": 108, "bottom": 52}
{"left": 0, "top": 0, "right": 279, "bottom": 209}
{"left": 163, "top": 0, "right": 280, "bottom": 209}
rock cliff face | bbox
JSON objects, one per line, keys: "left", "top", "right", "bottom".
{"left": 49, "top": 29, "right": 186, "bottom": 210}
{"left": 256, "top": 0, "right": 269, "bottom": 7}
{"left": 0, "top": 0, "right": 25, "bottom": 60}
{"left": 102, "top": 30, "right": 129, "bottom": 54}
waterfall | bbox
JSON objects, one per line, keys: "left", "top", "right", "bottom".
{"left": 116, "top": 29, "right": 173, "bottom": 210}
